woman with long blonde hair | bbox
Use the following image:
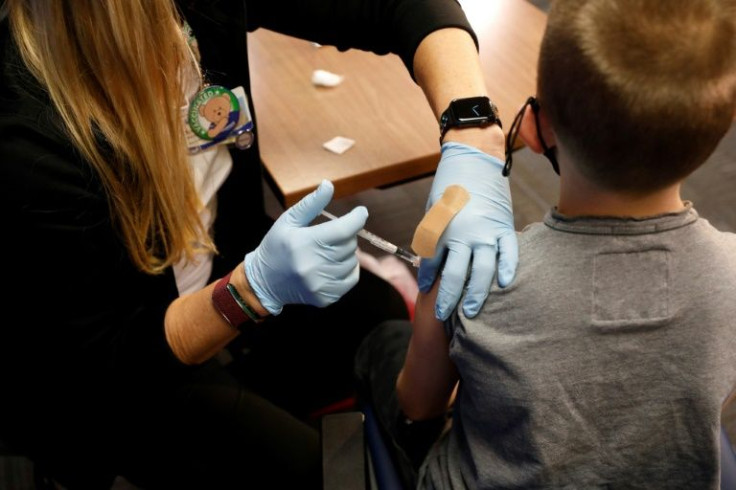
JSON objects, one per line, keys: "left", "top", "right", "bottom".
{"left": 0, "top": 0, "right": 512, "bottom": 487}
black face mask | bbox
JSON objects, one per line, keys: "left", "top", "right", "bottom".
{"left": 504, "top": 96, "right": 559, "bottom": 177}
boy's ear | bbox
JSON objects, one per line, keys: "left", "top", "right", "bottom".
{"left": 518, "top": 104, "right": 556, "bottom": 154}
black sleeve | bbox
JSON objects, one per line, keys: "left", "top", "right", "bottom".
{"left": 245, "top": 0, "right": 478, "bottom": 77}
{"left": 0, "top": 30, "right": 188, "bottom": 394}
{"left": 0, "top": 115, "right": 187, "bottom": 382}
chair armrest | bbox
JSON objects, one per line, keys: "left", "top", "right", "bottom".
{"left": 362, "top": 404, "right": 405, "bottom": 490}
{"left": 722, "top": 426, "right": 736, "bottom": 490}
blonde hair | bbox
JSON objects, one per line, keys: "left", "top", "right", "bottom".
{"left": 539, "top": 0, "right": 736, "bottom": 192}
{"left": 6, "top": 0, "right": 215, "bottom": 274}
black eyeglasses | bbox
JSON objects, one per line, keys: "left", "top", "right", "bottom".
{"left": 504, "top": 96, "right": 559, "bottom": 177}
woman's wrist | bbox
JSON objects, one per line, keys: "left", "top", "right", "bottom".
{"left": 230, "top": 263, "right": 270, "bottom": 319}
{"left": 442, "top": 125, "right": 505, "bottom": 161}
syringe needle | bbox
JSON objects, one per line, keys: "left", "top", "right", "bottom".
{"left": 319, "top": 210, "right": 421, "bottom": 268}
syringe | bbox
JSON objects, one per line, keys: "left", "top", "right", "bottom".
{"left": 320, "top": 210, "right": 421, "bottom": 268}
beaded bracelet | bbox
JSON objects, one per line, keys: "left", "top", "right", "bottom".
{"left": 225, "top": 282, "right": 265, "bottom": 324}
{"left": 212, "top": 271, "right": 265, "bottom": 331}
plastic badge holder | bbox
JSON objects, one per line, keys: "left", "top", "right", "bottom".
{"left": 184, "top": 85, "right": 255, "bottom": 154}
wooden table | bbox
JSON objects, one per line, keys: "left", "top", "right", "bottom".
{"left": 248, "top": 0, "right": 547, "bottom": 207}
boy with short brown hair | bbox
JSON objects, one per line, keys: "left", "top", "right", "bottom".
{"left": 356, "top": 0, "right": 736, "bottom": 487}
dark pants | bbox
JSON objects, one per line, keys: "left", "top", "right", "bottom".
{"left": 354, "top": 320, "right": 449, "bottom": 490}
{"left": 27, "top": 268, "right": 410, "bottom": 490}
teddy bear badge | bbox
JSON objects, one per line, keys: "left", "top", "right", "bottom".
{"left": 186, "top": 85, "right": 254, "bottom": 154}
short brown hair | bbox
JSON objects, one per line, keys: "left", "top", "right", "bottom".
{"left": 538, "top": 0, "right": 736, "bottom": 193}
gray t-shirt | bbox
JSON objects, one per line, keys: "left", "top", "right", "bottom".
{"left": 419, "top": 204, "right": 736, "bottom": 489}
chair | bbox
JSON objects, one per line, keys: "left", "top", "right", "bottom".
{"left": 321, "top": 407, "right": 405, "bottom": 490}
{"left": 321, "top": 411, "right": 366, "bottom": 490}
{"left": 722, "top": 426, "right": 736, "bottom": 490}
{"left": 0, "top": 438, "right": 57, "bottom": 490}
{"left": 362, "top": 404, "right": 404, "bottom": 490}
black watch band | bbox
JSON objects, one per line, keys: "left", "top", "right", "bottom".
{"left": 439, "top": 96, "right": 502, "bottom": 143}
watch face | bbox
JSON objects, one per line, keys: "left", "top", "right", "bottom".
{"left": 453, "top": 96, "right": 493, "bottom": 123}
{"left": 440, "top": 96, "right": 502, "bottom": 141}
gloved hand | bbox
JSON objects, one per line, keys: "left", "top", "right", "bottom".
{"left": 419, "top": 142, "right": 518, "bottom": 320}
{"left": 245, "top": 180, "right": 368, "bottom": 315}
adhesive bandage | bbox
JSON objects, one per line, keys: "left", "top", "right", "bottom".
{"left": 411, "top": 185, "right": 470, "bottom": 258}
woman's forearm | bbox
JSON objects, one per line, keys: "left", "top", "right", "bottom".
{"left": 413, "top": 27, "right": 505, "bottom": 160}
{"left": 164, "top": 263, "right": 269, "bottom": 364}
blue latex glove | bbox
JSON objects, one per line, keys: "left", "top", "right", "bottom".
{"left": 419, "top": 142, "right": 518, "bottom": 320}
{"left": 245, "top": 180, "right": 368, "bottom": 315}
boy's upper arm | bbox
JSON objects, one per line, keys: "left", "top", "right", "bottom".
{"left": 397, "top": 281, "right": 458, "bottom": 420}
{"left": 413, "top": 281, "right": 445, "bottom": 338}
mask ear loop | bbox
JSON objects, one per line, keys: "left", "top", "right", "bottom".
{"left": 503, "top": 96, "right": 535, "bottom": 177}
{"left": 530, "top": 98, "right": 560, "bottom": 176}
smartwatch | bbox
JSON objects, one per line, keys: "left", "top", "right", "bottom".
{"left": 439, "top": 96, "right": 502, "bottom": 143}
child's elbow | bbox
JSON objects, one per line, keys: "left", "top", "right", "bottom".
{"left": 401, "top": 404, "right": 437, "bottom": 421}
{"left": 397, "top": 374, "right": 446, "bottom": 421}
{"left": 400, "top": 400, "right": 447, "bottom": 421}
